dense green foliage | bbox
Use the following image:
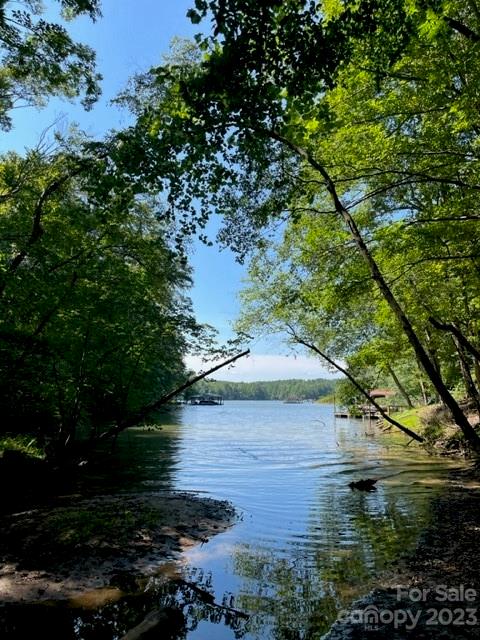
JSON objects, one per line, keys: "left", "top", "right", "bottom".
{"left": 0, "top": 2, "right": 215, "bottom": 459}
{"left": 115, "top": 0, "right": 480, "bottom": 449}
{"left": 0, "top": 146, "right": 209, "bottom": 455}
{"left": 4, "top": 0, "right": 480, "bottom": 455}
{"left": 188, "top": 378, "right": 336, "bottom": 401}
{"left": 231, "top": 0, "right": 480, "bottom": 426}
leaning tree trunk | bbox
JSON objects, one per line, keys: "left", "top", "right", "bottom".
{"left": 386, "top": 364, "right": 414, "bottom": 409}
{"left": 98, "top": 349, "right": 250, "bottom": 441}
{"left": 270, "top": 130, "right": 480, "bottom": 452}
{"left": 453, "top": 336, "right": 480, "bottom": 418}
{"left": 287, "top": 329, "right": 424, "bottom": 442}
{"left": 333, "top": 207, "right": 480, "bottom": 451}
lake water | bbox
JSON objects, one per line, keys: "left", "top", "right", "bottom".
{"left": 4, "top": 401, "right": 465, "bottom": 638}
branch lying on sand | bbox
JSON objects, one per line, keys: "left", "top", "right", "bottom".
{"left": 99, "top": 349, "right": 250, "bottom": 441}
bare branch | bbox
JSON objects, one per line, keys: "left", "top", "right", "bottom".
{"left": 285, "top": 326, "right": 424, "bottom": 442}
{"left": 98, "top": 349, "right": 251, "bottom": 440}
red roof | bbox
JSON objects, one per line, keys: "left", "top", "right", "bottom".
{"left": 369, "top": 388, "right": 395, "bottom": 399}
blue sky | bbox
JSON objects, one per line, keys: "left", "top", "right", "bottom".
{"left": 3, "top": 0, "right": 338, "bottom": 381}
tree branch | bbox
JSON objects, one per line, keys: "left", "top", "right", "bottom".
{"left": 444, "top": 16, "right": 480, "bottom": 42}
{"left": 265, "top": 127, "right": 480, "bottom": 451}
{"left": 286, "top": 329, "right": 423, "bottom": 442}
{"left": 429, "top": 317, "right": 480, "bottom": 362}
{"left": 402, "top": 215, "right": 480, "bottom": 227}
{"left": 98, "top": 349, "right": 250, "bottom": 440}
{"left": 0, "top": 161, "right": 91, "bottom": 296}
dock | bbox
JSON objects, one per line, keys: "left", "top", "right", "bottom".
{"left": 188, "top": 394, "right": 224, "bottom": 406}
{"left": 334, "top": 406, "right": 401, "bottom": 420}
{"left": 333, "top": 389, "right": 400, "bottom": 420}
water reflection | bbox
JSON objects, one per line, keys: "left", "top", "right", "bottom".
{"left": 80, "top": 408, "right": 185, "bottom": 496}
{"left": 1, "top": 569, "right": 250, "bottom": 639}
{"left": 230, "top": 483, "right": 435, "bottom": 639}
{"left": 0, "top": 402, "right": 464, "bottom": 639}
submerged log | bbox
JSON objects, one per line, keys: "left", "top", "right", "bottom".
{"left": 348, "top": 478, "right": 378, "bottom": 492}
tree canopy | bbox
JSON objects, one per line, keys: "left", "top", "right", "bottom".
{"left": 0, "top": 142, "right": 212, "bottom": 454}
{"left": 0, "top": 2, "right": 219, "bottom": 458}
{"left": 0, "top": 0, "right": 102, "bottom": 130}
{"left": 3, "top": 0, "right": 480, "bottom": 456}
{"left": 113, "top": 0, "right": 480, "bottom": 449}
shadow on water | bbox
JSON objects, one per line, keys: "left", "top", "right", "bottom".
{"left": 78, "top": 408, "right": 185, "bottom": 496}
{"left": 0, "top": 402, "right": 466, "bottom": 639}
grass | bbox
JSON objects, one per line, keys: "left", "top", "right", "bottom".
{"left": 389, "top": 407, "right": 423, "bottom": 431}
{"left": 377, "top": 406, "right": 427, "bottom": 447}
{"left": 381, "top": 404, "right": 473, "bottom": 454}
{"left": 0, "top": 434, "right": 45, "bottom": 460}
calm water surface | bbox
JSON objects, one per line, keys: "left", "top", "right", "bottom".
{"left": 7, "top": 401, "right": 466, "bottom": 638}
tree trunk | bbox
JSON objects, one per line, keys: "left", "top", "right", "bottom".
{"left": 269, "top": 130, "right": 480, "bottom": 452}
{"left": 453, "top": 335, "right": 480, "bottom": 417}
{"left": 288, "top": 330, "right": 424, "bottom": 442}
{"left": 386, "top": 364, "right": 414, "bottom": 408}
{"left": 475, "top": 359, "right": 480, "bottom": 391}
{"left": 98, "top": 349, "right": 250, "bottom": 441}
{"left": 418, "top": 376, "right": 429, "bottom": 405}
{"left": 429, "top": 317, "right": 480, "bottom": 361}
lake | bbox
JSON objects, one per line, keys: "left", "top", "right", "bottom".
{"left": 3, "top": 401, "right": 465, "bottom": 638}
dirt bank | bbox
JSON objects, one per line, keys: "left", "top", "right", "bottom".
{"left": 324, "top": 471, "right": 480, "bottom": 638}
{"left": 0, "top": 491, "right": 236, "bottom": 603}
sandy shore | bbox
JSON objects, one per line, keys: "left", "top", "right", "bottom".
{"left": 0, "top": 491, "right": 236, "bottom": 604}
{"left": 324, "top": 471, "right": 480, "bottom": 638}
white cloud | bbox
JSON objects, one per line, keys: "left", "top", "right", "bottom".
{"left": 184, "top": 352, "right": 341, "bottom": 382}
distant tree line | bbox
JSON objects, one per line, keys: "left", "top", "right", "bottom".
{"left": 187, "top": 378, "right": 337, "bottom": 401}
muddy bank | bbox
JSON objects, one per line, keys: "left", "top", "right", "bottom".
{"left": 324, "top": 472, "right": 480, "bottom": 639}
{"left": 0, "top": 491, "right": 236, "bottom": 603}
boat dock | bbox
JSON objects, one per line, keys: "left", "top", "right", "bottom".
{"left": 189, "top": 394, "right": 224, "bottom": 406}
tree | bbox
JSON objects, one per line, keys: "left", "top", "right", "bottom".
{"left": 114, "top": 1, "right": 480, "bottom": 449}
{"left": 188, "top": 378, "right": 337, "bottom": 401}
{"left": 0, "top": 0, "right": 102, "bottom": 130}
{"left": 0, "top": 144, "right": 210, "bottom": 455}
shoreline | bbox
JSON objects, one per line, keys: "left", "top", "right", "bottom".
{"left": 324, "top": 469, "right": 480, "bottom": 638}
{"left": 0, "top": 491, "right": 236, "bottom": 604}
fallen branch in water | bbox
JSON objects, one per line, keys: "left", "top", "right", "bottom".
{"left": 99, "top": 349, "right": 250, "bottom": 441}
{"left": 284, "top": 326, "right": 424, "bottom": 443}
{"left": 176, "top": 578, "right": 250, "bottom": 619}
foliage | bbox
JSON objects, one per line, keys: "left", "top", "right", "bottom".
{"left": 0, "top": 0, "right": 102, "bottom": 130}
{"left": 112, "top": 0, "right": 480, "bottom": 447}
{"left": 0, "top": 145, "right": 209, "bottom": 454}
{"left": 0, "top": 434, "right": 45, "bottom": 459}
{"left": 3, "top": 0, "right": 480, "bottom": 453}
{"left": 229, "top": 0, "right": 480, "bottom": 419}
